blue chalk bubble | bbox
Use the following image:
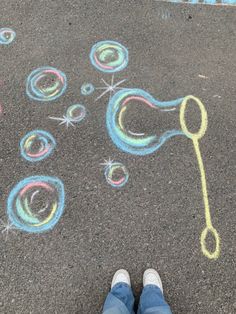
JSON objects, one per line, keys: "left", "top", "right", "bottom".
{"left": 7, "top": 176, "right": 65, "bottom": 233}
{"left": 26, "top": 66, "right": 67, "bottom": 101}
{"left": 20, "top": 129, "right": 56, "bottom": 162}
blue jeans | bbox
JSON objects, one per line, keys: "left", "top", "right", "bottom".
{"left": 102, "top": 283, "right": 172, "bottom": 314}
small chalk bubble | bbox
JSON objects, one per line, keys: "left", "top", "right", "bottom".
{"left": 66, "top": 104, "right": 87, "bottom": 123}
{"left": 104, "top": 162, "right": 129, "bottom": 188}
{"left": 81, "top": 83, "right": 95, "bottom": 96}
{"left": 0, "top": 28, "right": 16, "bottom": 45}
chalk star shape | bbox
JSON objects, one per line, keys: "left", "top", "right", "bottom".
{"left": 0, "top": 219, "right": 17, "bottom": 240}
{"left": 48, "top": 115, "right": 75, "bottom": 128}
{"left": 95, "top": 75, "right": 127, "bottom": 101}
{"left": 100, "top": 157, "right": 114, "bottom": 169}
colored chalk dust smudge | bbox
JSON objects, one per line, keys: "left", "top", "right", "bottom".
{"left": 20, "top": 130, "right": 56, "bottom": 162}
{"left": 104, "top": 162, "right": 129, "bottom": 188}
{"left": 26, "top": 66, "right": 67, "bottom": 101}
{"left": 90, "top": 40, "right": 129, "bottom": 73}
{"left": 66, "top": 104, "right": 87, "bottom": 123}
{"left": 7, "top": 176, "right": 65, "bottom": 233}
{"left": 81, "top": 83, "right": 95, "bottom": 95}
{"left": 0, "top": 28, "right": 16, "bottom": 45}
{"left": 106, "top": 88, "right": 184, "bottom": 155}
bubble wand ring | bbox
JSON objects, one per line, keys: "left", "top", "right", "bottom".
{"left": 180, "top": 95, "right": 220, "bottom": 259}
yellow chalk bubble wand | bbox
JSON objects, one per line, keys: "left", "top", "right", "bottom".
{"left": 180, "top": 96, "right": 220, "bottom": 260}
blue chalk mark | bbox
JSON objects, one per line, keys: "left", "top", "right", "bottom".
{"left": 7, "top": 176, "right": 65, "bottom": 233}
{"left": 106, "top": 88, "right": 184, "bottom": 156}
{"left": 20, "top": 129, "right": 56, "bottom": 162}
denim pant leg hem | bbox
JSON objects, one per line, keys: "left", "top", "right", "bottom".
{"left": 138, "top": 285, "right": 172, "bottom": 314}
{"left": 142, "top": 306, "right": 172, "bottom": 314}
{"left": 103, "top": 283, "right": 135, "bottom": 314}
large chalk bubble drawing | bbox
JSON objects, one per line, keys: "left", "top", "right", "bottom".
{"left": 26, "top": 66, "right": 67, "bottom": 101}
{"left": 20, "top": 129, "right": 56, "bottom": 162}
{"left": 7, "top": 176, "right": 65, "bottom": 233}
{"left": 106, "top": 88, "right": 220, "bottom": 259}
{"left": 0, "top": 28, "right": 16, "bottom": 45}
{"left": 106, "top": 88, "right": 184, "bottom": 155}
{"left": 90, "top": 40, "right": 129, "bottom": 73}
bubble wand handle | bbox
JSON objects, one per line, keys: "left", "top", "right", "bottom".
{"left": 180, "top": 96, "right": 220, "bottom": 260}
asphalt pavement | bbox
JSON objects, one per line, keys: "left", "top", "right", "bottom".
{"left": 0, "top": 1, "right": 235, "bottom": 313}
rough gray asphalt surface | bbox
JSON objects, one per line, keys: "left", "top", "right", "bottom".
{"left": 0, "top": 1, "right": 235, "bottom": 313}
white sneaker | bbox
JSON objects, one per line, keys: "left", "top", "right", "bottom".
{"left": 143, "top": 269, "right": 163, "bottom": 293}
{"left": 111, "top": 269, "right": 131, "bottom": 288}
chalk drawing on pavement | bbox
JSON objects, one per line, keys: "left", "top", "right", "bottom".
{"left": 90, "top": 40, "right": 129, "bottom": 73}
{"left": 106, "top": 88, "right": 220, "bottom": 259}
{"left": 95, "top": 74, "right": 127, "bottom": 101}
{"left": 7, "top": 176, "right": 65, "bottom": 233}
{"left": 101, "top": 158, "right": 129, "bottom": 188}
{"left": 0, "top": 219, "right": 17, "bottom": 240}
{"left": 81, "top": 83, "right": 95, "bottom": 95}
{"left": 106, "top": 88, "right": 183, "bottom": 155}
{"left": 180, "top": 95, "right": 220, "bottom": 259}
{"left": 20, "top": 130, "right": 56, "bottom": 162}
{"left": 66, "top": 104, "right": 87, "bottom": 123}
{"left": 26, "top": 66, "right": 67, "bottom": 101}
{"left": 49, "top": 104, "right": 87, "bottom": 128}
{"left": 0, "top": 28, "right": 16, "bottom": 45}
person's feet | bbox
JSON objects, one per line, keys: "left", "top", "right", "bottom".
{"left": 111, "top": 269, "right": 131, "bottom": 288}
{"left": 143, "top": 269, "right": 163, "bottom": 293}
